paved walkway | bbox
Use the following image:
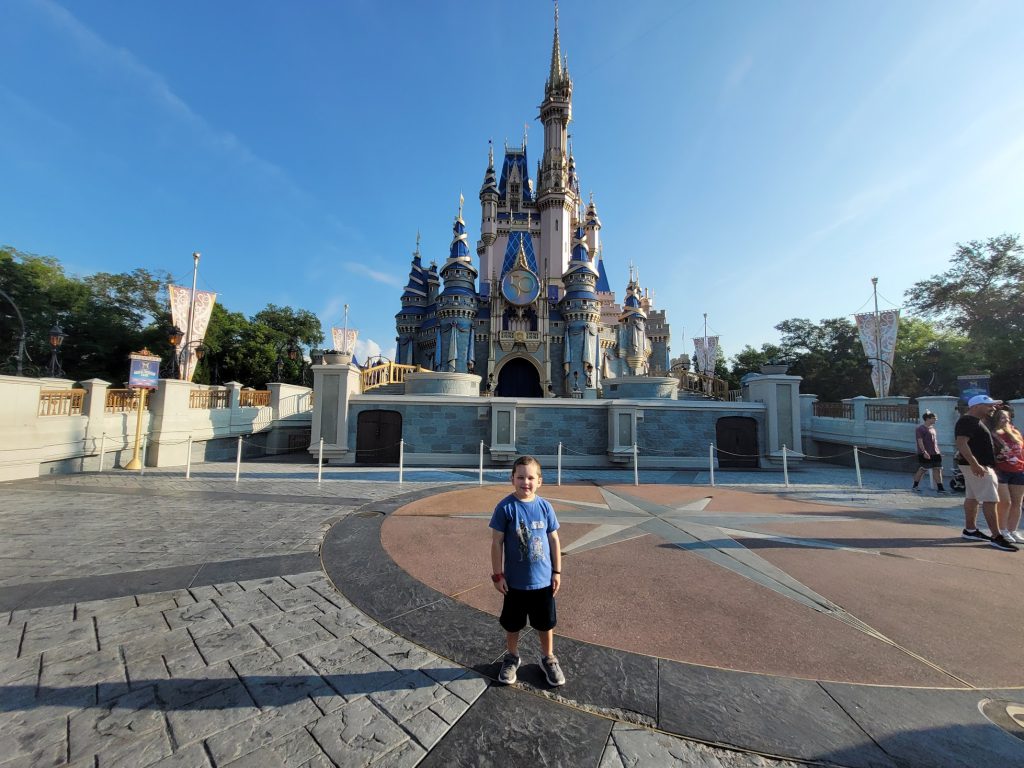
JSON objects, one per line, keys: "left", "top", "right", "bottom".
{"left": 0, "top": 459, "right": 1021, "bottom": 767}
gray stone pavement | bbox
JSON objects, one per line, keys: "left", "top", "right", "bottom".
{"left": 0, "top": 460, "right": 964, "bottom": 767}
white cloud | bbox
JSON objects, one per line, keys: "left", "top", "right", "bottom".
{"left": 32, "top": 0, "right": 307, "bottom": 201}
{"left": 344, "top": 262, "right": 405, "bottom": 288}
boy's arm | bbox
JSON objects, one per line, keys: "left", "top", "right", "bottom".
{"left": 549, "top": 530, "right": 561, "bottom": 596}
{"left": 490, "top": 530, "right": 507, "bottom": 594}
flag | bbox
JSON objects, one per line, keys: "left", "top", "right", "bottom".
{"left": 855, "top": 310, "right": 899, "bottom": 397}
{"left": 168, "top": 285, "right": 217, "bottom": 382}
{"left": 693, "top": 336, "right": 719, "bottom": 376}
{"left": 331, "top": 327, "right": 358, "bottom": 354}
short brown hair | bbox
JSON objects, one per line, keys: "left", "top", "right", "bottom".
{"left": 512, "top": 455, "right": 542, "bottom": 477}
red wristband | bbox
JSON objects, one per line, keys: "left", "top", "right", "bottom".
{"left": 491, "top": 573, "right": 504, "bottom": 583}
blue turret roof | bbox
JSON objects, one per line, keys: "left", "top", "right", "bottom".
{"left": 498, "top": 148, "right": 533, "bottom": 201}
{"left": 596, "top": 253, "right": 612, "bottom": 293}
{"left": 480, "top": 142, "right": 498, "bottom": 197}
{"left": 447, "top": 215, "right": 473, "bottom": 264}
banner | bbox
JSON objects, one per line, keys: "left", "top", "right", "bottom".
{"left": 693, "top": 336, "right": 719, "bottom": 376}
{"left": 168, "top": 285, "right": 217, "bottom": 382}
{"left": 331, "top": 327, "right": 359, "bottom": 354}
{"left": 855, "top": 309, "right": 899, "bottom": 397}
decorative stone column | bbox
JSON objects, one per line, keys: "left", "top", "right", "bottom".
{"left": 309, "top": 362, "right": 363, "bottom": 463}
{"left": 744, "top": 374, "right": 804, "bottom": 465}
{"left": 79, "top": 379, "right": 111, "bottom": 456}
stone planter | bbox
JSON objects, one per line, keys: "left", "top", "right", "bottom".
{"left": 323, "top": 352, "right": 352, "bottom": 365}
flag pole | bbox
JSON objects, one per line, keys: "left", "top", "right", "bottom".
{"left": 343, "top": 304, "right": 350, "bottom": 354}
{"left": 871, "top": 277, "right": 884, "bottom": 397}
{"left": 182, "top": 251, "right": 200, "bottom": 380}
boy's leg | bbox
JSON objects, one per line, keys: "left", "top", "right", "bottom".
{"left": 506, "top": 630, "right": 520, "bottom": 655}
{"left": 537, "top": 629, "right": 553, "bottom": 657}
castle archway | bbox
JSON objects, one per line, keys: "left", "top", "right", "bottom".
{"left": 496, "top": 357, "right": 543, "bottom": 398}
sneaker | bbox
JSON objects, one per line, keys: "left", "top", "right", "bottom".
{"left": 936, "top": 486, "right": 948, "bottom": 494}
{"left": 962, "top": 528, "right": 992, "bottom": 541}
{"left": 990, "top": 534, "right": 1020, "bottom": 552}
{"left": 497, "top": 652, "right": 520, "bottom": 685}
{"left": 541, "top": 655, "right": 565, "bottom": 687}
{"left": 912, "top": 486, "right": 922, "bottom": 493}
{"left": 1010, "top": 531, "right": 1024, "bottom": 544}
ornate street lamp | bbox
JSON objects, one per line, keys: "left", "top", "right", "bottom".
{"left": 48, "top": 324, "right": 66, "bottom": 377}
{"left": 167, "top": 325, "right": 184, "bottom": 379}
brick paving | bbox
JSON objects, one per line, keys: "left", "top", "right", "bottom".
{"left": 0, "top": 461, "right": 943, "bottom": 767}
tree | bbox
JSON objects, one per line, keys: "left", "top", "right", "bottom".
{"left": 729, "top": 343, "right": 786, "bottom": 381}
{"left": 774, "top": 317, "right": 871, "bottom": 402}
{"left": 905, "top": 234, "right": 1024, "bottom": 398}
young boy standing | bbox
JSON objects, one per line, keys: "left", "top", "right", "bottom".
{"left": 489, "top": 455, "right": 565, "bottom": 686}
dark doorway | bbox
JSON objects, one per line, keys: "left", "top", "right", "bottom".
{"left": 496, "top": 358, "right": 543, "bottom": 398}
{"left": 356, "top": 410, "right": 402, "bottom": 464}
{"left": 716, "top": 417, "right": 759, "bottom": 468}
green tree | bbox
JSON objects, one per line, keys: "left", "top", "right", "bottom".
{"left": 905, "top": 234, "right": 1024, "bottom": 398}
{"left": 729, "top": 343, "right": 786, "bottom": 382}
{"left": 774, "top": 317, "right": 871, "bottom": 401}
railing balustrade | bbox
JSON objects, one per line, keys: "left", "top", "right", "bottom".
{"left": 866, "top": 404, "right": 919, "bottom": 423}
{"left": 105, "top": 389, "right": 149, "bottom": 413}
{"left": 361, "top": 363, "right": 424, "bottom": 392}
{"left": 239, "top": 389, "right": 270, "bottom": 407}
{"left": 678, "top": 372, "right": 729, "bottom": 400}
{"left": 813, "top": 402, "right": 854, "bottom": 419}
{"left": 189, "top": 388, "right": 229, "bottom": 409}
{"left": 38, "top": 389, "right": 85, "bottom": 416}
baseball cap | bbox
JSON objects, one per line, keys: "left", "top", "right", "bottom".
{"left": 968, "top": 394, "right": 1003, "bottom": 407}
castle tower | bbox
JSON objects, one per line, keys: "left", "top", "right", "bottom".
{"left": 395, "top": 234, "right": 428, "bottom": 365}
{"left": 560, "top": 216, "right": 601, "bottom": 395}
{"left": 619, "top": 268, "right": 653, "bottom": 375}
{"left": 477, "top": 141, "right": 499, "bottom": 287}
{"left": 537, "top": 3, "right": 575, "bottom": 285}
{"left": 436, "top": 198, "right": 479, "bottom": 373}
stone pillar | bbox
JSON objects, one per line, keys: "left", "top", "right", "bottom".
{"left": 79, "top": 379, "right": 111, "bottom": 456}
{"left": 745, "top": 374, "right": 804, "bottom": 465}
{"left": 308, "top": 363, "right": 363, "bottom": 463}
{"left": 225, "top": 381, "right": 243, "bottom": 411}
{"left": 147, "top": 379, "right": 194, "bottom": 467}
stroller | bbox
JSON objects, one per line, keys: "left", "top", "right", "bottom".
{"left": 949, "top": 464, "right": 966, "bottom": 493}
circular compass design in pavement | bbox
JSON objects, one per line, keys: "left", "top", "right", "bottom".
{"left": 382, "top": 483, "right": 1024, "bottom": 689}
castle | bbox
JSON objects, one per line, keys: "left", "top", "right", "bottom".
{"left": 394, "top": 7, "right": 671, "bottom": 399}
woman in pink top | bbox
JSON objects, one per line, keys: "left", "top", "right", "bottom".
{"left": 986, "top": 407, "right": 1024, "bottom": 543}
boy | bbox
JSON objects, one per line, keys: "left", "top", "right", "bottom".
{"left": 912, "top": 411, "right": 946, "bottom": 493}
{"left": 489, "top": 455, "right": 565, "bottom": 686}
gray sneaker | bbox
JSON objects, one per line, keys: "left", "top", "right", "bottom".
{"left": 497, "top": 652, "right": 520, "bottom": 685}
{"left": 541, "top": 655, "right": 565, "bottom": 687}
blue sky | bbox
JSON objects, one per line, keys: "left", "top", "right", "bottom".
{"left": 2, "top": 0, "right": 1022, "bottom": 364}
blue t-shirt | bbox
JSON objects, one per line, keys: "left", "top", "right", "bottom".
{"left": 489, "top": 494, "right": 559, "bottom": 590}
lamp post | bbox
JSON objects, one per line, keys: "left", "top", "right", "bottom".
{"left": 923, "top": 345, "right": 942, "bottom": 395}
{"left": 48, "top": 324, "right": 66, "bottom": 377}
{"left": 0, "top": 287, "right": 27, "bottom": 376}
{"left": 865, "top": 356, "right": 895, "bottom": 398}
{"left": 167, "top": 325, "right": 184, "bottom": 379}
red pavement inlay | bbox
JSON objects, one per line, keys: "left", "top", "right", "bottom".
{"left": 382, "top": 484, "right": 1022, "bottom": 688}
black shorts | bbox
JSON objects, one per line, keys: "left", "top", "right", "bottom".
{"left": 499, "top": 586, "right": 557, "bottom": 633}
{"left": 918, "top": 453, "right": 942, "bottom": 469}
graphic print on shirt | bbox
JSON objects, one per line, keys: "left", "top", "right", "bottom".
{"left": 515, "top": 516, "right": 547, "bottom": 563}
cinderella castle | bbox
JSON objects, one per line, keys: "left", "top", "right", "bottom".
{"left": 394, "top": 7, "right": 671, "bottom": 399}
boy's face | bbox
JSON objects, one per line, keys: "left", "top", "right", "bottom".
{"left": 511, "top": 462, "right": 542, "bottom": 500}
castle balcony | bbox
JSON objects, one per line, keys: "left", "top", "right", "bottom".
{"left": 497, "top": 330, "right": 542, "bottom": 353}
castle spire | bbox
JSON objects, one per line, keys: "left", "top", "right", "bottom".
{"left": 548, "top": 1, "right": 562, "bottom": 88}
